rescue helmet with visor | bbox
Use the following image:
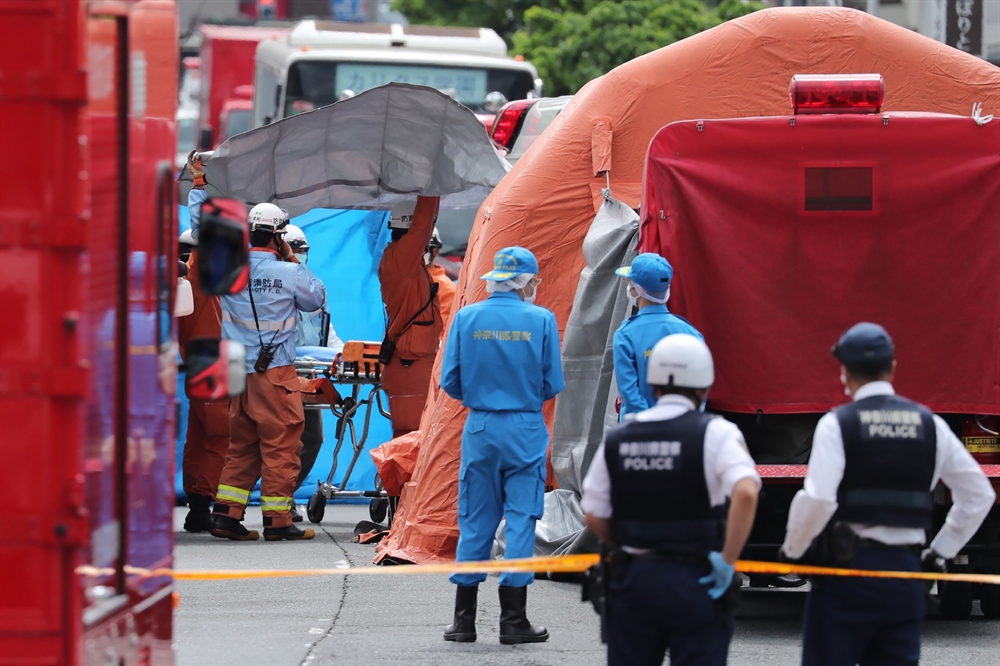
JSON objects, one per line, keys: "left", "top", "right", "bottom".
{"left": 248, "top": 202, "right": 290, "bottom": 234}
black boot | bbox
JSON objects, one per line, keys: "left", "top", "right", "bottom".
{"left": 498, "top": 585, "right": 548, "bottom": 645}
{"left": 183, "top": 494, "right": 213, "bottom": 533}
{"left": 443, "top": 585, "right": 478, "bottom": 642}
{"left": 290, "top": 504, "right": 304, "bottom": 523}
{"left": 209, "top": 514, "right": 259, "bottom": 541}
{"left": 263, "top": 523, "right": 315, "bottom": 541}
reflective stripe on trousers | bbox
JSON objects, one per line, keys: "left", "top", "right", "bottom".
{"left": 217, "top": 484, "right": 251, "bottom": 505}
{"left": 260, "top": 495, "right": 293, "bottom": 513}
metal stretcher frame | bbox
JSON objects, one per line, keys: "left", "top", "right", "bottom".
{"left": 294, "top": 355, "right": 393, "bottom": 525}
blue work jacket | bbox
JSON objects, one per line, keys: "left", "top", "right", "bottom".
{"left": 441, "top": 291, "right": 565, "bottom": 412}
{"left": 613, "top": 304, "right": 704, "bottom": 417}
{"left": 221, "top": 249, "right": 326, "bottom": 373}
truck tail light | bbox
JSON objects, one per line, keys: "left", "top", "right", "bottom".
{"left": 490, "top": 99, "right": 535, "bottom": 149}
{"left": 960, "top": 415, "right": 1000, "bottom": 464}
{"left": 789, "top": 74, "right": 884, "bottom": 115}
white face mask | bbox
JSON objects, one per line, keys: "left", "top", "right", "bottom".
{"left": 424, "top": 251, "right": 432, "bottom": 266}
{"left": 295, "top": 253, "right": 308, "bottom": 265}
{"left": 627, "top": 283, "right": 638, "bottom": 309}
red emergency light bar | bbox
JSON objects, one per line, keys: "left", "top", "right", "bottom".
{"left": 789, "top": 74, "right": 884, "bottom": 115}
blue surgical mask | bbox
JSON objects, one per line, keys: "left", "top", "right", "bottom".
{"left": 295, "top": 253, "right": 308, "bottom": 264}
{"left": 699, "top": 390, "right": 709, "bottom": 413}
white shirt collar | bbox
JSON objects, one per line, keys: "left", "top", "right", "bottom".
{"left": 852, "top": 380, "right": 895, "bottom": 401}
{"left": 653, "top": 394, "right": 697, "bottom": 410}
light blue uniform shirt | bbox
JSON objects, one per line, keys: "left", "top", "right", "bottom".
{"left": 441, "top": 291, "right": 565, "bottom": 412}
{"left": 188, "top": 188, "right": 207, "bottom": 241}
{"left": 221, "top": 250, "right": 326, "bottom": 373}
{"left": 613, "top": 304, "right": 704, "bottom": 417}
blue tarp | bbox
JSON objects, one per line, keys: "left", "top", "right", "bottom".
{"left": 175, "top": 207, "right": 393, "bottom": 502}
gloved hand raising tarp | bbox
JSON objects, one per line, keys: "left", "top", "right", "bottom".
{"left": 203, "top": 82, "right": 510, "bottom": 217}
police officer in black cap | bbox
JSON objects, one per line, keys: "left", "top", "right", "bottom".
{"left": 582, "top": 334, "right": 760, "bottom": 666}
{"left": 781, "top": 322, "right": 994, "bottom": 666}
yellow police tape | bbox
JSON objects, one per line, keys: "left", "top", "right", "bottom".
{"left": 76, "top": 555, "right": 1000, "bottom": 585}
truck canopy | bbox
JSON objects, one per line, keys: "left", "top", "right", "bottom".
{"left": 640, "top": 113, "right": 1000, "bottom": 415}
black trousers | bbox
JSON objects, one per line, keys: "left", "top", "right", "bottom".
{"left": 608, "top": 558, "right": 733, "bottom": 666}
{"left": 294, "top": 409, "right": 324, "bottom": 492}
{"left": 802, "top": 546, "right": 924, "bottom": 666}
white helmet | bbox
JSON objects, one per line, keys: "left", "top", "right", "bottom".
{"left": 389, "top": 200, "right": 416, "bottom": 230}
{"left": 179, "top": 228, "right": 197, "bottom": 247}
{"left": 248, "top": 202, "right": 289, "bottom": 233}
{"left": 647, "top": 334, "right": 715, "bottom": 389}
{"left": 284, "top": 224, "right": 308, "bottom": 251}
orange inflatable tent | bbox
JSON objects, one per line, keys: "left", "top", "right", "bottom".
{"left": 375, "top": 7, "right": 1000, "bottom": 564}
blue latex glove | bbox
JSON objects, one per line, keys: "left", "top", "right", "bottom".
{"left": 698, "top": 551, "right": 735, "bottom": 600}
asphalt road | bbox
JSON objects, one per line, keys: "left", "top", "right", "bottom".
{"left": 174, "top": 506, "right": 999, "bottom": 665}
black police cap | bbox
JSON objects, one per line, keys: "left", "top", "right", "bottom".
{"left": 831, "top": 322, "right": 895, "bottom": 364}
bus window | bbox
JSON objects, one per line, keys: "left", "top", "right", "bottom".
{"left": 283, "top": 60, "right": 535, "bottom": 116}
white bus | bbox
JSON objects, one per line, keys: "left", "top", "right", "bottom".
{"left": 251, "top": 20, "right": 543, "bottom": 129}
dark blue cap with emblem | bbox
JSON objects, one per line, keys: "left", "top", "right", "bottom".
{"left": 831, "top": 322, "right": 895, "bottom": 364}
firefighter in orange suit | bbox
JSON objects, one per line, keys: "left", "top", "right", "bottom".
{"left": 209, "top": 202, "right": 327, "bottom": 542}
{"left": 178, "top": 153, "right": 231, "bottom": 533}
{"left": 426, "top": 228, "right": 457, "bottom": 334}
{"left": 378, "top": 196, "right": 444, "bottom": 437}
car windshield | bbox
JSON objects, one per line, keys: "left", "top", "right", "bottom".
{"left": 284, "top": 60, "right": 535, "bottom": 115}
{"left": 177, "top": 117, "right": 197, "bottom": 153}
{"left": 507, "top": 96, "right": 571, "bottom": 161}
{"left": 224, "top": 109, "right": 251, "bottom": 140}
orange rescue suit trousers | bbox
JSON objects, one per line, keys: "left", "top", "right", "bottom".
{"left": 181, "top": 398, "right": 230, "bottom": 499}
{"left": 214, "top": 365, "right": 304, "bottom": 529}
{"left": 381, "top": 354, "right": 436, "bottom": 438}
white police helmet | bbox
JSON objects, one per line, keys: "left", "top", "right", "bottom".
{"left": 389, "top": 200, "right": 417, "bottom": 230}
{"left": 179, "top": 228, "right": 197, "bottom": 247}
{"left": 284, "top": 224, "right": 308, "bottom": 251}
{"left": 248, "top": 202, "right": 289, "bottom": 233}
{"left": 647, "top": 334, "right": 715, "bottom": 389}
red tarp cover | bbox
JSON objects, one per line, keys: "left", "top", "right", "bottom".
{"left": 641, "top": 114, "right": 1000, "bottom": 415}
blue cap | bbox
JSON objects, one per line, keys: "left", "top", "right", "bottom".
{"left": 481, "top": 246, "right": 539, "bottom": 281}
{"left": 832, "top": 322, "right": 895, "bottom": 364}
{"left": 615, "top": 253, "right": 673, "bottom": 293}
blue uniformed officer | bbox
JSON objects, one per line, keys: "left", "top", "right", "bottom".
{"left": 613, "top": 253, "right": 703, "bottom": 419}
{"left": 781, "top": 322, "right": 995, "bottom": 666}
{"left": 439, "top": 246, "right": 565, "bottom": 644}
{"left": 583, "top": 334, "right": 760, "bottom": 666}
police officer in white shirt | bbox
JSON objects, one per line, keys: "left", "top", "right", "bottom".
{"left": 582, "top": 334, "right": 760, "bottom": 666}
{"left": 781, "top": 322, "right": 994, "bottom": 666}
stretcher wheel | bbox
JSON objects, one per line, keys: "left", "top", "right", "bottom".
{"left": 369, "top": 498, "right": 388, "bottom": 524}
{"left": 307, "top": 491, "right": 326, "bottom": 524}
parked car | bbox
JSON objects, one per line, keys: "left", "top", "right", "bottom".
{"left": 490, "top": 95, "right": 572, "bottom": 165}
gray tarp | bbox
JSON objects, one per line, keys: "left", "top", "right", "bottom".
{"left": 203, "top": 83, "right": 510, "bottom": 217}
{"left": 494, "top": 194, "right": 639, "bottom": 558}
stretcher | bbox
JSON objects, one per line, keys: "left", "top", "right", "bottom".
{"left": 295, "top": 341, "right": 394, "bottom": 525}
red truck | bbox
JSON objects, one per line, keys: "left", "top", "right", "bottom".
{"left": 639, "top": 74, "right": 1000, "bottom": 618}
{"left": 0, "top": 0, "right": 180, "bottom": 662}
{"left": 197, "top": 25, "right": 288, "bottom": 150}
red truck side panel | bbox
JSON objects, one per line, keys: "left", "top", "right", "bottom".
{"left": 1, "top": 1, "right": 177, "bottom": 663}
{"left": 641, "top": 114, "right": 1000, "bottom": 415}
{"left": 0, "top": 1, "right": 88, "bottom": 663}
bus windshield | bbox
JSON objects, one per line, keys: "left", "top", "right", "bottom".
{"left": 284, "top": 60, "right": 535, "bottom": 115}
